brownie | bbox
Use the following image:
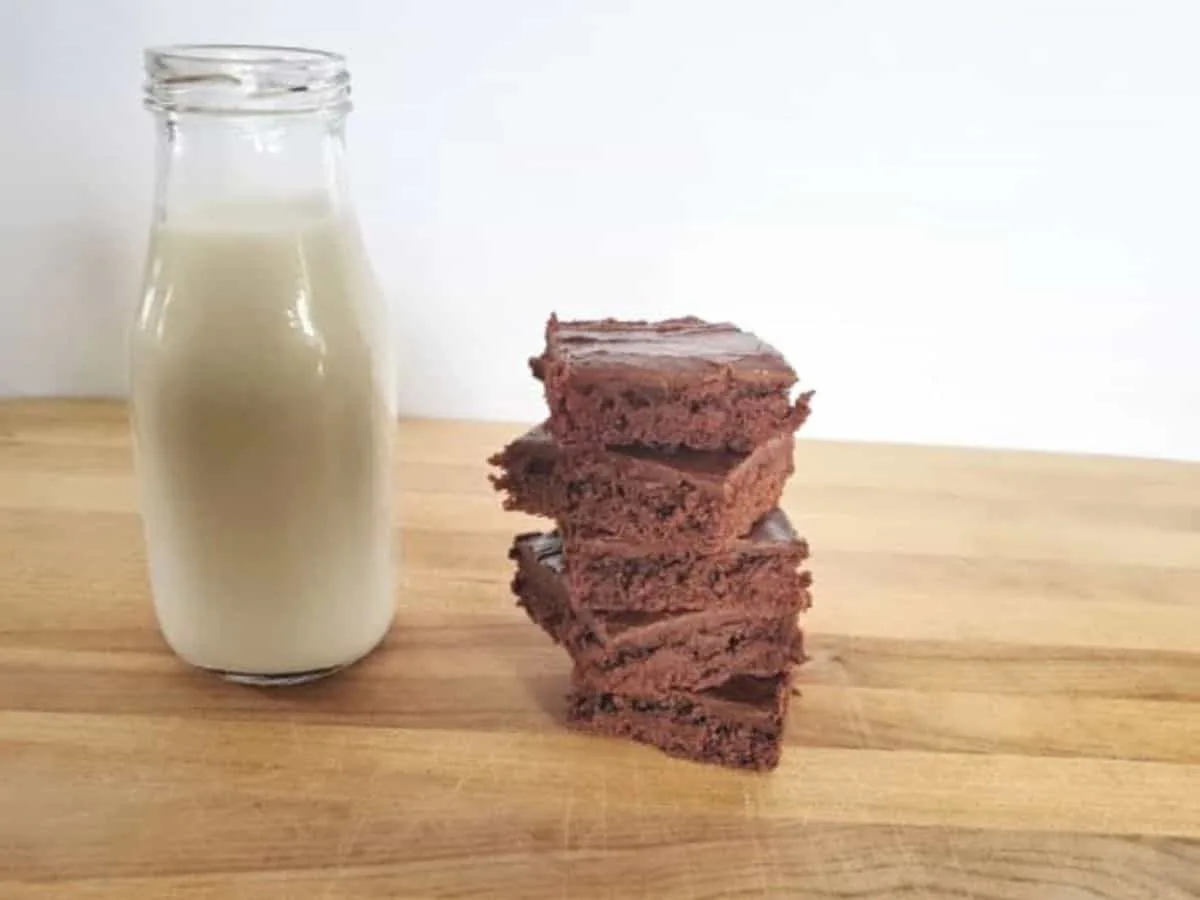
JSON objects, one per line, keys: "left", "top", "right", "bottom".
{"left": 564, "top": 508, "right": 810, "bottom": 613}
{"left": 510, "top": 531, "right": 805, "bottom": 694}
{"left": 530, "top": 315, "right": 813, "bottom": 452}
{"left": 568, "top": 674, "right": 791, "bottom": 771}
{"left": 490, "top": 424, "right": 793, "bottom": 551}
{"left": 510, "top": 531, "right": 574, "bottom": 642}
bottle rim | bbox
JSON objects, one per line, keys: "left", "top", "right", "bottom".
{"left": 144, "top": 44, "right": 351, "bottom": 116}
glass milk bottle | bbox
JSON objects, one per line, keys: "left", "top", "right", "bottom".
{"left": 131, "top": 46, "right": 396, "bottom": 684}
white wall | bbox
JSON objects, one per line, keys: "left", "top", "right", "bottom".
{"left": 1, "top": 0, "right": 1197, "bottom": 460}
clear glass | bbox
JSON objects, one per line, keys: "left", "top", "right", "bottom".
{"left": 131, "top": 46, "right": 396, "bottom": 685}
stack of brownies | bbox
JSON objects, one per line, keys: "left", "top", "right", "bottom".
{"left": 489, "top": 315, "right": 813, "bottom": 770}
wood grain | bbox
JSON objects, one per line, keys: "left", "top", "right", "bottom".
{"left": 1, "top": 399, "right": 1199, "bottom": 899}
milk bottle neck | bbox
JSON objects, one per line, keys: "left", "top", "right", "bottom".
{"left": 144, "top": 45, "right": 354, "bottom": 222}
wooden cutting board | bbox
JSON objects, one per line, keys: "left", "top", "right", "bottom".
{"left": 1, "top": 399, "right": 1198, "bottom": 899}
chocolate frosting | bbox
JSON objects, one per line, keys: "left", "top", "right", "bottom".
{"left": 519, "top": 531, "right": 565, "bottom": 574}
{"left": 541, "top": 315, "right": 797, "bottom": 383}
{"left": 705, "top": 674, "right": 783, "bottom": 706}
{"left": 507, "top": 422, "right": 792, "bottom": 481}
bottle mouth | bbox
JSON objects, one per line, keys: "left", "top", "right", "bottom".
{"left": 145, "top": 44, "right": 351, "bottom": 116}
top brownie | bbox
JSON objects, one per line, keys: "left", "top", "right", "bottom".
{"left": 531, "top": 316, "right": 812, "bottom": 452}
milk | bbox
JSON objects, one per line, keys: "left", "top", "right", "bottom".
{"left": 131, "top": 202, "right": 395, "bottom": 678}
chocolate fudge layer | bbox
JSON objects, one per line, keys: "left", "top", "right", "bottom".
{"left": 568, "top": 674, "right": 791, "bottom": 771}
{"left": 530, "top": 315, "right": 813, "bottom": 453}
{"left": 490, "top": 424, "right": 793, "bottom": 551}
{"left": 511, "top": 531, "right": 805, "bottom": 694}
{"left": 565, "top": 509, "right": 811, "bottom": 613}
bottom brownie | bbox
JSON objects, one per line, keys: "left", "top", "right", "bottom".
{"left": 568, "top": 675, "right": 790, "bottom": 771}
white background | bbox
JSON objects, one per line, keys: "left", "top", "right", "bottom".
{"left": 1, "top": 0, "right": 1197, "bottom": 460}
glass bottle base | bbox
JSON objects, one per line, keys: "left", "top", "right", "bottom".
{"left": 205, "top": 665, "right": 346, "bottom": 686}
